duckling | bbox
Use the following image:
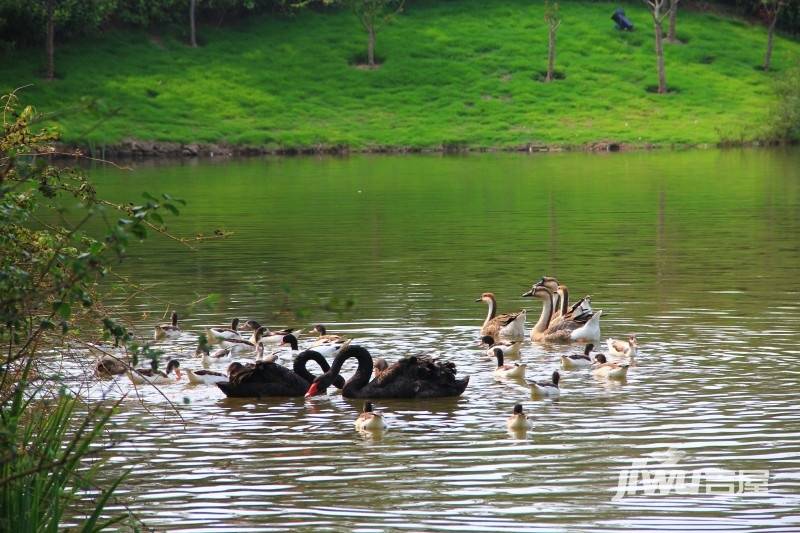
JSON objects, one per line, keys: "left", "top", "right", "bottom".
{"left": 128, "top": 359, "right": 181, "bottom": 385}
{"left": 506, "top": 403, "right": 532, "bottom": 431}
{"left": 94, "top": 354, "right": 129, "bottom": 378}
{"left": 476, "top": 292, "right": 526, "bottom": 340}
{"left": 479, "top": 335, "right": 522, "bottom": 358}
{"left": 491, "top": 348, "right": 527, "bottom": 379}
{"left": 355, "top": 401, "right": 387, "bottom": 431}
{"left": 311, "top": 324, "right": 348, "bottom": 345}
{"left": 529, "top": 370, "right": 560, "bottom": 398}
{"left": 373, "top": 357, "right": 389, "bottom": 378}
{"left": 560, "top": 344, "right": 595, "bottom": 369}
{"left": 592, "top": 353, "right": 629, "bottom": 380}
{"left": 207, "top": 318, "right": 241, "bottom": 343}
{"left": 607, "top": 334, "right": 638, "bottom": 360}
{"left": 154, "top": 311, "right": 181, "bottom": 340}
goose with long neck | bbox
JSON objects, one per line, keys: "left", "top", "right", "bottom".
{"left": 522, "top": 285, "right": 602, "bottom": 343}
{"left": 216, "top": 349, "right": 345, "bottom": 398}
{"left": 476, "top": 292, "right": 526, "bottom": 340}
{"left": 305, "top": 345, "right": 469, "bottom": 399}
{"left": 554, "top": 285, "right": 593, "bottom": 325}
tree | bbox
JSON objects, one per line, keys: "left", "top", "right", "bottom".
{"left": 543, "top": 0, "right": 561, "bottom": 83}
{"left": 28, "top": 0, "right": 116, "bottom": 80}
{"left": 348, "top": 0, "right": 404, "bottom": 67}
{"left": 190, "top": 0, "right": 198, "bottom": 47}
{"left": 667, "top": 0, "right": 679, "bottom": 43}
{"left": 644, "top": 0, "right": 673, "bottom": 94}
{"left": 762, "top": 0, "right": 786, "bottom": 71}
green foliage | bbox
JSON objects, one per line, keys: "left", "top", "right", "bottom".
{"left": 0, "top": 371, "right": 129, "bottom": 533}
{"left": 1, "top": 0, "right": 799, "bottom": 146}
{"left": 772, "top": 61, "right": 800, "bottom": 139}
{"left": 0, "top": 92, "right": 188, "bottom": 531}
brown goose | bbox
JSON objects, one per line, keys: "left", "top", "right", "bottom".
{"left": 522, "top": 284, "right": 602, "bottom": 343}
{"left": 476, "top": 292, "right": 526, "bottom": 341}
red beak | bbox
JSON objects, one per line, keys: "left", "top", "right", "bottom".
{"left": 304, "top": 382, "right": 319, "bottom": 398}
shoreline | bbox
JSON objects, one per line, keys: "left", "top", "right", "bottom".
{"left": 56, "top": 137, "right": 795, "bottom": 160}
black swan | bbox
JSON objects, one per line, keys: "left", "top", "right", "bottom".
{"left": 216, "top": 350, "right": 345, "bottom": 398}
{"left": 304, "top": 345, "right": 469, "bottom": 399}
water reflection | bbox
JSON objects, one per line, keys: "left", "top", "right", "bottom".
{"left": 65, "top": 149, "right": 800, "bottom": 531}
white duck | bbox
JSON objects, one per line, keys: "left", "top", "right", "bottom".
{"left": 560, "top": 344, "right": 595, "bottom": 369}
{"left": 607, "top": 334, "right": 638, "bottom": 365}
{"left": 491, "top": 348, "right": 527, "bottom": 379}
{"left": 592, "top": 353, "right": 630, "bottom": 380}
{"left": 480, "top": 335, "right": 522, "bottom": 358}
{"left": 207, "top": 318, "right": 241, "bottom": 343}
{"left": 154, "top": 311, "right": 181, "bottom": 340}
{"left": 529, "top": 370, "right": 561, "bottom": 398}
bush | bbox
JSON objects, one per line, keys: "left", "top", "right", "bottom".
{"left": 772, "top": 62, "right": 800, "bottom": 141}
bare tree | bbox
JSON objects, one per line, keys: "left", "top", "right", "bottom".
{"left": 667, "top": 0, "right": 679, "bottom": 43}
{"left": 544, "top": 1, "right": 561, "bottom": 83}
{"left": 190, "top": 0, "right": 198, "bottom": 48}
{"left": 349, "top": 0, "right": 405, "bottom": 67}
{"left": 644, "top": 0, "right": 673, "bottom": 94}
{"left": 762, "top": 0, "right": 786, "bottom": 71}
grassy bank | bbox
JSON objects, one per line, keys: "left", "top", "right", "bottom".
{"left": 2, "top": 0, "right": 799, "bottom": 151}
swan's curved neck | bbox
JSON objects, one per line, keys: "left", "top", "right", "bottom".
{"left": 294, "top": 351, "right": 330, "bottom": 383}
{"left": 533, "top": 291, "right": 553, "bottom": 334}
{"left": 329, "top": 347, "right": 373, "bottom": 395}
{"left": 484, "top": 296, "right": 497, "bottom": 325}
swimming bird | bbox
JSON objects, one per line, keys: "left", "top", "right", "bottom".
{"left": 607, "top": 334, "right": 638, "bottom": 359}
{"left": 311, "top": 324, "right": 349, "bottom": 345}
{"left": 216, "top": 350, "right": 346, "bottom": 398}
{"left": 305, "top": 345, "right": 469, "bottom": 399}
{"left": 529, "top": 370, "right": 560, "bottom": 398}
{"left": 94, "top": 354, "right": 128, "bottom": 377}
{"left": 491, "top": 348, "right": 527, "bottom": 379}
{"left": 479, "top": 335, "right": 522, "bottom": 357}
{"left": 154, "top": 311, "right": 181, "bottom": 340}
{"left": 476, "top": 292, "right": 526, "bottom": 340}
{"left": 592, "top": 353, "right": 630, "bottom": 380}
{"left": 198, "top": 346, "right": 232, "bottom": 365}
{"left": 253, "top": 325, "right": 302, "bottom": 346}
{"left": 355, "top": 401, "right": 387, "bottom": 431}
{"left": 207, "top": 318, "right": 241, "bottom": 342}
{"left": 560, "top": 344, "right": 595, "bottom": 369}
{"left": 522, "top": 284, "right": 601, "bottom": 343}
{"left": 506, "top": 403, "right": 532, "bottom": 431}
{"left": 128, "top": 359, "right": 182, "bottom": 385}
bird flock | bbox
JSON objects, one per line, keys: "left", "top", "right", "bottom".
{"left": 93, "top": 275, "right": 639, "bottom": 434}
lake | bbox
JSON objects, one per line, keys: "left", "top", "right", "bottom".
{"left": 73, "top": 148, "right": 800, "bottom": 531}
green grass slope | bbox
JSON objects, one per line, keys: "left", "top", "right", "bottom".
{"left": 2, "top": 0, "right": 799, "bottom": 149}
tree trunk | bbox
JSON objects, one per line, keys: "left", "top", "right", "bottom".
{"left": 763, "top": 9, "right": 780, "bottom": 71}
{"left": 190, "top": 0, "right": 198, "bottom": 48}
{"left": 546, "top": 27, "right": 556, "bottom": 82}
{"left": 667, "top": 0, "right": 679, "bottom": 43}
{"left": 45, "top": 0, "right": 55, "bottom": 80}
{"left": 654, "top": 18, "right": 667, "bottom": 93}
{"left": 367, "top": 25, "right": 375, "bottom": 66}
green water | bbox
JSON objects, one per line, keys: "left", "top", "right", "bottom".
{"left": 76, "top": 149, "right": 799, "bottom": 531}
